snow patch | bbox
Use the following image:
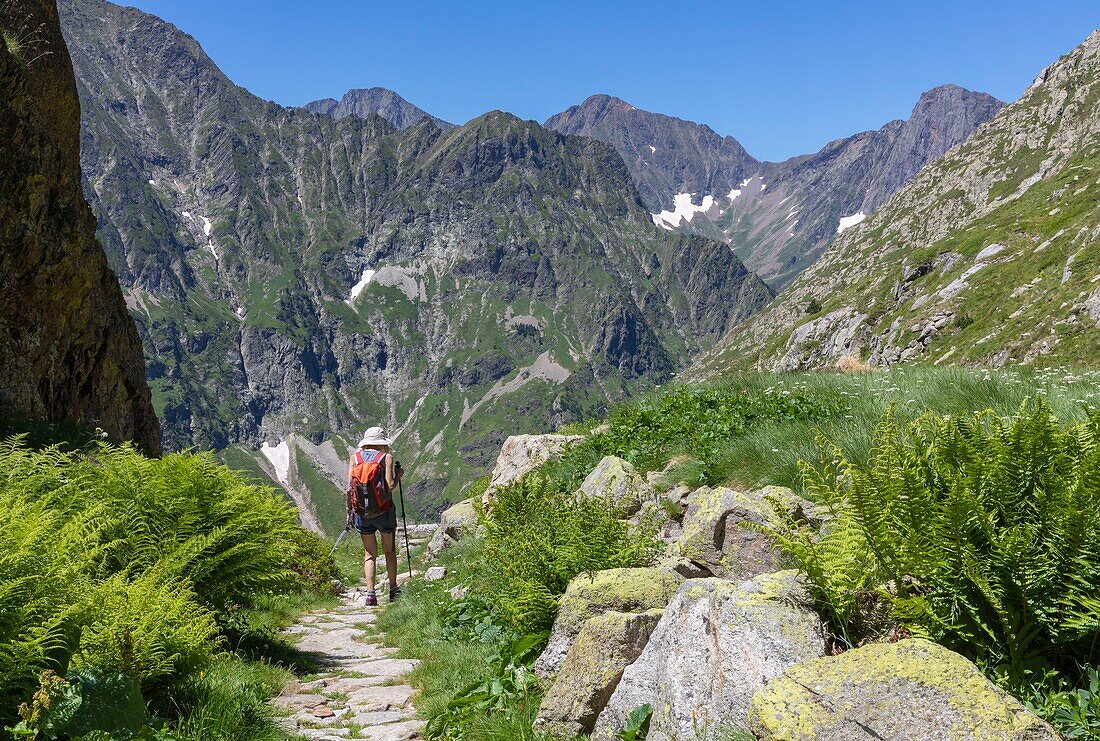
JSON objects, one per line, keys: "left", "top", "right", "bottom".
{"left": 786, "top": 209, "right": 800, "bottom": 220}
{"left": 759, "top": 183, "right": 766, "bottom": 191}
{"left": 649, "top": 145, "right": 656, "bottom": 153}
{"left": 727, "top": 188, "right": 742, "bottom": 202}
{"left": 181, "top": 211, "right": 191, "bottom": 219}
{"left": 349, "top": 268, "right": 376, "bottom": 302}
{"left": 837, "top": 212, "right": 867, "bottom": 234}
{"left": 199, "top": 216, "right": 213, "bottom": 236}
{"left": 148, "top": 179, "right": 156, "bottom": 186}
{"left": 651, "top": 213, "right": 673, "bottom": 231}
{"left": 260, "top": 441, "right": 291, "bottom": 485}
{"left": 740, "top": 177, "right": 752, "bottom": 187}
{"left": 208, "top": 244, "right": 219, "bottom": 261}
{"left": 651, "top": 192, "right": 720, "bottom": 228}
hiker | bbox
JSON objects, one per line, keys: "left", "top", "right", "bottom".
{"left": 346, "top": 426, "right": 404, "bottom": 605}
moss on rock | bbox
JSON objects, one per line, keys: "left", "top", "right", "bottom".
{"left": 534, "top": 567, "right": 682, "bottom": 678}
{"left": 534, "top": 609, "right": 664, "bottom": 737}
{"left": 577, "top": 455, "right": 652, "bottom": 516}
{"left": 748, "top": 638, "right": 1058, "bottom": 740}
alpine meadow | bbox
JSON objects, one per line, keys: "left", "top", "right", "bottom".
{"left": 1, "top": 0, "right": 1099, "bottom": 740}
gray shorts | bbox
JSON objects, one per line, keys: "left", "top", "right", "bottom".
{"left": 353, "top": 508, "right": 397, "bottom": 535}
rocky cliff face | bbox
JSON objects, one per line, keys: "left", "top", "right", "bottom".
{"left": 305, "top": 86, "right": 454, "bottom": 130}
{"left": 59, "top": 0, "right": 771, "bottom": 514}
{"left": 547, "top": 88, "right": 1003, "bottom": 288}
{"left": 0, "top": 0, "right": 159, "bottom": 453}
{"left": 696, "top": 30, "right": 1100, "bottom": 373}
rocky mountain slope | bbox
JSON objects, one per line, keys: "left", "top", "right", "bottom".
{"left": 696, "top": 29, "right": 1100, "bottom": 373}
{"left": 305, "top": 86, "right": 454, "bottom": 130}
{"left": 548, "top": 88, "right": 1002, "bottom": 288}
{"left": 0, "top": 0, "right": 159, "bottom": 453}
{"left": 59, "top": 0, "right": 771, "bottom": 519}
{"left": 545, "top": 94, "right": 759, "bottom": 215}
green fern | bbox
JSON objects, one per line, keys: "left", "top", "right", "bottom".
{"left": 479, "top": 474, "right": 659, "bottom": 633}
{"left": 768, "top": 399, "right": 1100, "bottom": 695}
{"left": 0, "top": 437, "right": 331, "bottom": 727}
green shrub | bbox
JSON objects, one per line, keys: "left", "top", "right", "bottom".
{"left": 480, "top": 475, "right": 659, "bottom": 633}
{"left": 767, "top": 399, "right": 1100, "bottom": 697}
{"left": 284, "top": 528, "right": 339, "bottom": 595}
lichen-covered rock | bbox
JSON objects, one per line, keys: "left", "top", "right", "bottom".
{"left": 534, "top": 567, "right": 682, "bottom": 678}
{"left": 0, "top": 0, "right": 160, "bottom": 453}
{"left": 578, "top": 456, "right": 651, "bottom": 515}
{"left": 592, "top": 571, "right": 824, "bottom": 741}
{"left": 426, "top": 497, "right": 480, "bottom": 558}
{"left": 534, "top": 609, "right": 664, "bottom": 737}
{"left": 675, "top": 485, "right": 816, "bottom": 579}
{"left": 748, "top": 638, "right": 1058, "bottom": 740}
{"left": 483, "top": 434, "right": 585, "bottom": 505}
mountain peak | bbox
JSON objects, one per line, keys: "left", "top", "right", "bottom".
{"left": 911, "top": 84, "right": 1002, "bottom": 115}
{"left": 545, "top": 95, "right": 758, "bottom": 213}
{"left": 305, "top": 87, "right": 453, "bottom": 130}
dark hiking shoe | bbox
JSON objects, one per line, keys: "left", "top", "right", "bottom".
{"left": 389, "top": 585, "right": 401, "bottom": 603}
{"left": 364, "top": 590, "right": 378, "bottom": 607}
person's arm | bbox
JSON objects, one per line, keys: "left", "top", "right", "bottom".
{"left": 384, "top": 453, "right": 400, "bottom": 490}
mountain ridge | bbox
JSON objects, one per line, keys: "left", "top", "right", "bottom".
{"left": 547, "top": 86, "right": 1003, "bottom": 288}
{"left": 694, "top": 29, "right": 1100, "bottom": 374}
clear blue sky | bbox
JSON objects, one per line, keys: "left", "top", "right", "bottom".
{"left": 126, "top": 0, "right": 1097, "bottom": 161}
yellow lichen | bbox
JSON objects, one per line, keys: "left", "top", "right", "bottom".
{"left": 748, "top": 639, "right": 1055, "bottom": 740}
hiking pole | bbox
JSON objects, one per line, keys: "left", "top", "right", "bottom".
{"left": 328, "top": 522, "right": 352, "bottom": 557}
{"left": 397, "top": 476, "right": 413, "bottom": 578}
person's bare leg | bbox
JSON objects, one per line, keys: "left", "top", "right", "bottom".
{"left": 361, "top": 533, "right": 378, "bottom": 591}
{"left": 382, "top": 531, "right": 398, "bottom": 590}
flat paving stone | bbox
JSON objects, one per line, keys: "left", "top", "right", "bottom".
{"left": 334, "top": 658, "right": 418, "bottom": 677}
{"left": 346, "top": 684, "right": 415, "bottom": 712}
{"left": 356, "top": 719, "right": 425, "bottom": 740}
{"left": 273, "top": 693, "right": 329, "bottom": 711}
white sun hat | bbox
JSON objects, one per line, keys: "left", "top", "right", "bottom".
{"left": 357, "top": 425, "right": 392, "bottom": 448}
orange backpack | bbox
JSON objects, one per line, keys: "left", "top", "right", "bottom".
{"left": 348, "top": 449, "right": 393, "bottom": 517}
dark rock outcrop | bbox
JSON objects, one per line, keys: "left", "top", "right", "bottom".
{"left": 0, "top": 0, "right": 159, "bottom": 453}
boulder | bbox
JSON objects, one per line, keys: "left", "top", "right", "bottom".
{"left": 675, "top": 485, "right": 816, "bottom": 579}
{"left": 482, "top": 433, "right": 584, "bottom": 505}
{"left": 630, "top": 500, "right": 681, "bottom": 543}
{"left": 749, "top": 638, "right": 1059, "bottom": 740}
{"left": 578, "top": 456, "right": 652, "bottom": 515}
{"left": 592, "top": 571, "right": 824, "bottom": 741}
{"left": 424, "top": 566, "right": 446, "bottom": 581}
{"left": 426, "top": 497, "right": 479, "bottom": 558}
{"left": 534, "top": 609, "right": 664, "bottom": 737}
{"left": 534, "top": 567, "right": 683, "bottom": 678}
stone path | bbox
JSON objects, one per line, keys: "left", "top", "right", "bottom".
{"left": 274, "top": 524, "right": 437, "bottom": 740}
